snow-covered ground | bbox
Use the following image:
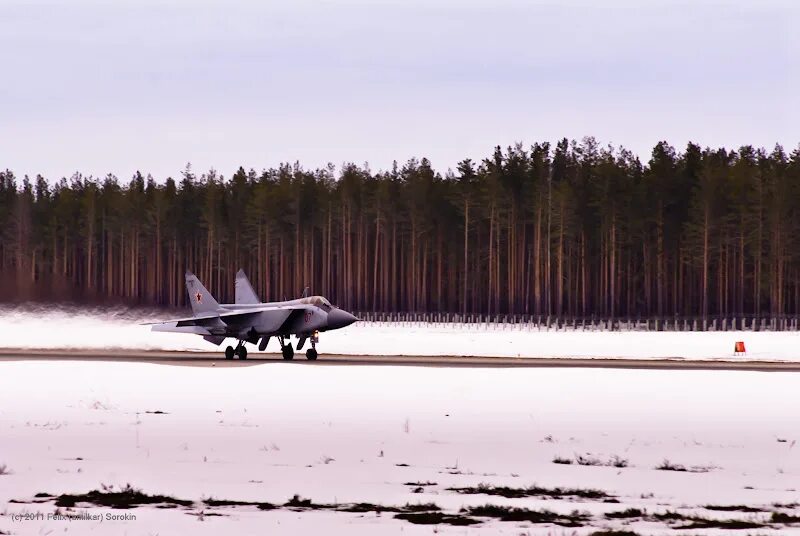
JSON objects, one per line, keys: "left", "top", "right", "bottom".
{"left": 1, "top": 305, "right": 799, "bottom": 361}
{"left": 1, "top": 360, "right": 799, "bottom": 535}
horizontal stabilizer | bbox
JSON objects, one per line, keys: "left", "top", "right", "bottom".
{"left": 141, "top": 312, "right": 218, "bottom": 326}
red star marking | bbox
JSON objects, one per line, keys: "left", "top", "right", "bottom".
{"left": 195, "top": 292, "right": 202, "bottom": 303}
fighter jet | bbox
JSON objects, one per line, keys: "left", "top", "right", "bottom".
{"left": 149, "top": 270, "right": 357, "bottom": 360}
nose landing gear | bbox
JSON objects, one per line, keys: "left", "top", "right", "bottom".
{"left": 305, "top": 331, "right": 318, "bottom": 360}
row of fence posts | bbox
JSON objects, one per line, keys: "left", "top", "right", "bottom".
{"left": 351, "top": 312, "right": 800, "bottom": 332}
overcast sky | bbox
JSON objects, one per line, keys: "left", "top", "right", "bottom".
{"left": 1, "top": 0, "right": 797, "bottom": 181}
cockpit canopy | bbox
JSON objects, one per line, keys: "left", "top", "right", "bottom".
{"left": 300, "top": 295, "right": 333, "bottom": 312}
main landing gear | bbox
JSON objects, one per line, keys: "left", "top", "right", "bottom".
{"left": 224, "top": 341, "right": 248, "bottom": 360}
{"left": 279, "top": 336, "right": 294, "bottom": 360}
{"left": 224, "top": 333, "right": 319, "bottom": 361}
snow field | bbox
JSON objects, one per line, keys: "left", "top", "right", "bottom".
{"left": 1, "top": 360, "right": 799, "bottom": 534}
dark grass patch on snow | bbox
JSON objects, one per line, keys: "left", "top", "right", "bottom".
{"left": 395, "top": 512, "right": 481, "bottom": 526}
{"left": 204, "top": 498, "right": 258, "bottom": 507}
{"left": 605, "top": 508, "right": 645, "bottom": 519}
{"left": 575, "top": 454, "right": 603, "bottom": 467}
{"left": 590, "top": 531, "right": 642, "bottom": 536}
{"left": 284, "top": 494, "right": 335, "bottom": 509}
{"left": 187, "top": 511, "right": 227, "bottom": 517}
{"left": 54, "top": 485, "right": 193, "bottom": 509}
{"left": 608, "top": 455, "right": 629, "bottom": 468}
{"left": 652, "top": 511, "right": 688, "bottom": 522}
{"left": 448, "top": 483, "right": 610, "bottom": 500}
{"left": 557, "top": 455, "right": 629, "bottom": 468}
{"left": 394, "top": 512, "right": 478, "bottom": 526}
{"left": 651, "top": 510, "right": 766, "bottom": 530}
{"left": 686, "top": 466, "right": 713, "bottom": 473}
{"left": 203, "top": 494, "right": 442, "bottom": 516}
{"left": 464, "top": 505, "right": 589, "bottom": 527}
{"left": 338, "top": 502, "right": 401, "bottom": 513}
{"left": 203, "top": 498, "right": 276, "bottom": 510}
{"left": 772, "top": 511, "right": 800, "bottom": 524}
{"left": 575, "top": 454, "right": 604, "bottom": 466}
{"left": 403, "top": 502, "right": 441, "bottom": 512}
{"left": 403, "top": 481, "right": 437, "bottom": 486}
{"left": 10, "top": 494, "right": 61, "bottom": 505}
{"left": 675, "top": 518, "right": 764, "bottom": 530}
{"left": 337, "top": 502, "right": 439, "bottom": 514}
{"left": 654, "top": 459, "right": 712, "bottom": 473}
{"left": 655, "top": 459, "right": 688, "bottom": 472}
{"left": 704, "top": 504, "right": 765, "bottom": 513}
{"left": 282, "top": 495, "right": 439, "bottom": 515}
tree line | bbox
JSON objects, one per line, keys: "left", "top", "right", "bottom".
{"left": 1, "top": 138, "right": 799, "bottom": 317}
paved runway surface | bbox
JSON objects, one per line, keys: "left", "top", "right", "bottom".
{"left": 1, "top": 348, "right": 799, "bottom": 371}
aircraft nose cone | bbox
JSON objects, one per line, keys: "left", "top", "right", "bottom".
{"left": 327, "top": 308, "right": 358, "bottom": 330}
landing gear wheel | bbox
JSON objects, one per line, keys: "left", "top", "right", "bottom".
{"left": 306, "top": 348, "right": 318, "bottom": 360}
{"left": 282, "top": 344, "right": 294, "bottom": 360}
{"left": 236, "top": 346, "right": 248, "bottom": 360}
{"left": 224, "top": 346, "right": 234, "bottom": 360}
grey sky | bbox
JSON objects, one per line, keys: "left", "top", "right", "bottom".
{"left": 1, "top": 0, "right": 797, "bottom": 181}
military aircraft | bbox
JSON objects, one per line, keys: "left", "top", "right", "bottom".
{"left": 150, "top": 270, "right": 357, "bottom": 360}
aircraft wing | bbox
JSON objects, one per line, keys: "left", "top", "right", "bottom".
{"left": 146, "top": 305, "right": 313, "bottom": 334}
{"left": 141, "top": 312, "right": 220, "bottom": 326}
{"left": 177, "top": 312, "right": 254, "bottom": 327}
{"left": 220, "top": 305, "right": 319, "bottom": 335}
{"left": 143, "top": 310, "right": 264, "bottom": 327}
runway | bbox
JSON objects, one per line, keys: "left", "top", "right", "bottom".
{"left": 1, "top": 348, "right": 799, "bottom": 371}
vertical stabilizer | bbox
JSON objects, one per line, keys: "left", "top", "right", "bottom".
{"left": 235, "top": 269, "right": 261, "bottom": 304}
{"left": 186, "top": 271, "right": 220, "bottom": 315}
